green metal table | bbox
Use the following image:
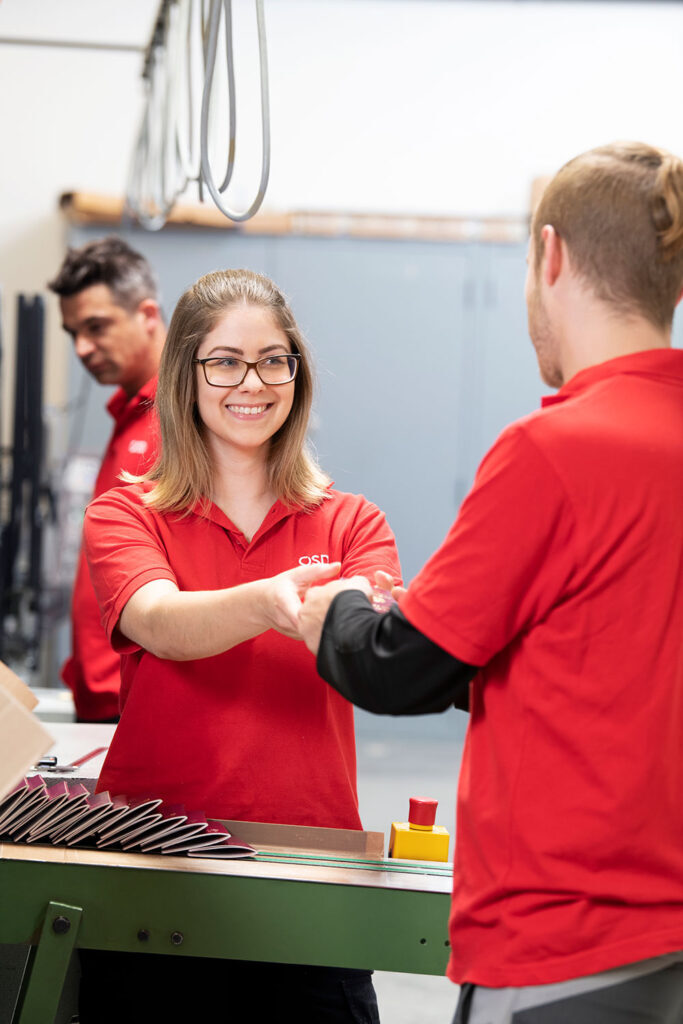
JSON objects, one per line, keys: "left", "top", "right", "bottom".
{"left": 0, "top": 841, "right": 453, "bottom": 1024}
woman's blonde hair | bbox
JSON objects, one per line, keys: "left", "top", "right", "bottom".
{"left": 141, "top": 269, "right": 330, "bottom": 512}
{"left": 533, "top": 141, "right": 683, "bottom": 328}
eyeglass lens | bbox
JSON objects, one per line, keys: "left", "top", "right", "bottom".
{"left": 203, "top": 354, "right": 298, "bottom": 386}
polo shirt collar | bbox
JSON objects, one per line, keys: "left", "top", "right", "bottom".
{"left": 541, "top": 348, "right": 683, "bottom": 408}
{"left": 196, "top": 497, "right": 295, "bottom": 544}
{"left": 106, "top": 374, "right": 158, "bottom": 423}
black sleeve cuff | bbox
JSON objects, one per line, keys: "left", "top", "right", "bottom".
{"left": 316, "top": 590, "right": 479, "bottom": 716}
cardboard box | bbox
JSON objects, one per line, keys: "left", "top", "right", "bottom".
{"left": 0, "top": 661, "right": 53, "bottom": 803}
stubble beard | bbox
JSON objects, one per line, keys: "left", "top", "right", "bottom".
{"left": 528, "top": 284, "right": 564, "bottom": 390}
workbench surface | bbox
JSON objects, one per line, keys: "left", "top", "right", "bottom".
{"left": 2, "top": 723, "right": 454, "bottom": 1023}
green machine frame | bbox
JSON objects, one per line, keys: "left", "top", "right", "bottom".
{"left": 0, "top": 847, "right": 453, "bottom": 1024}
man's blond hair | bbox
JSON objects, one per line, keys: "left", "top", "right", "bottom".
{"left": 533, "top": 142, "right": 683, "bottom": 328}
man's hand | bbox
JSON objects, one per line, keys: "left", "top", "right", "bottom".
{"left": 262, "top": 561, "right": 342, "bottom": 639}
{"left": 373, "top": 570, "right": 407, "bottom": 601}
{"left": 298, "top": 576, "right": 373, "bottom": 655}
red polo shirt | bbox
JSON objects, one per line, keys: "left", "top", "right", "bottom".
{"left": 61, "top": 377, "right": 158, "bottom": 720}
{"left": 402, "top": 349, "right": 683, "bottom": 986}
{"left": 84, "top": 485, "right": 400, "bottom": 827}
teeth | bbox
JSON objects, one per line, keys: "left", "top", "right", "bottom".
{"left": 228, "top": 405, "right": 267, "bottom": 415}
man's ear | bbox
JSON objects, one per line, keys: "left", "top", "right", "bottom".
{"left": 137, "top": 298, "right": 162, "bottom": 334}
{"left": 540, "top": 225, "right": 563, "bottom": 287}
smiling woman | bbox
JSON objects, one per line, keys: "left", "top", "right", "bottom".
{"left": 80, "top": 267, "right": 400, "bottom": 1023}
{"left": 193, "top": 303, "right": 297, "bottom": 474}
{"left": 142, "top": 270, "right": 327, "bottom": 518}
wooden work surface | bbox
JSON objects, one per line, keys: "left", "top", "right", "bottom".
{"left": 0, "top": 838, "right": 452, "bottom": 895}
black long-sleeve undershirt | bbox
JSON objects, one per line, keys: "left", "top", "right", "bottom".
{"left": 316, "top": 591, "right": 479, "bottom": 716}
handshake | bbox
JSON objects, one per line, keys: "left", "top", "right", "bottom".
{"left": 267, "top": 564, "right": 405, "bottom": 655}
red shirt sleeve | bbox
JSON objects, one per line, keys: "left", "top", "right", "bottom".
{"left": 401, "top": 425, "right": 577, "bottom": 666}
{"left": 332, "top": 495, "right": 402, "bottom": 585}
{"left": 83, "top": 486, "right": 177, "bottom": 653}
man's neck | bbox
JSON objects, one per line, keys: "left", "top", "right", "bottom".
{"left": 560, "top": 305, "right": 671, "bottom": 385}
{"left": 120, "top": 328, "right": 165, "bottom": 397}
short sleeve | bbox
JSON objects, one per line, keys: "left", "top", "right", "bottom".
{"left": 401, "top": 426, "right": 577, "bottom": 666}
{"left": 83, "top": 487, "right": 177, "bottom": 653}
{"left": 333, "top": 496, "right": 402, "bottom": 585}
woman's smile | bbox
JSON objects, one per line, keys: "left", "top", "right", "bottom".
{"left": 225, "top": 402, "right": 272, "bottom": 418}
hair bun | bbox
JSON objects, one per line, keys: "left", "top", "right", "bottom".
{"left": 653, "top": 154, "right": 683, "bottom": 261}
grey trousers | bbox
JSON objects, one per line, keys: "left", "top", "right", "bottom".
{"left": 453, "top": 952, "right": 683, "bottom": 1024}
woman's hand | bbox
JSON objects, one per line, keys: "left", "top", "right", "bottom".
{"left": 261, "top": 561, "right": 343, "bottom": 639}
{"left": 118, "top": 563, "right": 342, "bottom": 660}
{"left": 298, "top": 576, "right": 373, "bottom": 655}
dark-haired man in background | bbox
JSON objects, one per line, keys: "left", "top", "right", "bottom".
{"left": 49, "top": 237, "right": 165, "bottom": 722}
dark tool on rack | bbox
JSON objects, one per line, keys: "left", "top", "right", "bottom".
{"left": 0, "top": 295, "right": 54, "bottom": 670}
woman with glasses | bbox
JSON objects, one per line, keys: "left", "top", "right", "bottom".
{"left": 81, "top": 268, "right": 399, "bottom": 1023}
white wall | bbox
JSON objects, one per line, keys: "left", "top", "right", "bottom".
{"left": 1, "top": 0, "right": 682, "bottom": 419}
{"left": 264, "top": 0, "right": 683, "bottom": 217}
{"left": 0, "top": 0, "right": 157, "bottom": 426}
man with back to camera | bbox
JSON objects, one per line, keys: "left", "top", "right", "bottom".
{"left": 49, "top": 237, "right": 165, "bottom": 723}
{"left": 298, "top": 142, "right": 683, "bottom": 1023}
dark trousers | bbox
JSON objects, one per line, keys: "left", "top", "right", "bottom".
{"left": 79, "top": 950, "right": 380, "bottom": 1023}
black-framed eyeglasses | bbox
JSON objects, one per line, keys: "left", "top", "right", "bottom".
{"left": 193, "top": 353, "right": 301, "bottom": 388}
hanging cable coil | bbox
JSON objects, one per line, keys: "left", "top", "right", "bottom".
{"left": 126, "top": 0, "right": 270, "bottom": 230}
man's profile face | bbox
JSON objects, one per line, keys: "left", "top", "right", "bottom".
{"left": 60, "top": 283, "right": 153, "bottom": 395}
{"left": 525, "top": 237, "right": 563, "bottom": 389}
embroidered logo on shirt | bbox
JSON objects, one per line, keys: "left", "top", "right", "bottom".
{"left": 298, "top": 554, "right": 330, "bottom": 565}
{"left": 128, "top": 439, "right": 149, "bottom": 455}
